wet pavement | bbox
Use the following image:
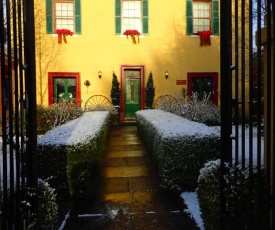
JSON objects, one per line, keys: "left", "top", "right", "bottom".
{"left": 63, "top": 124, "right": 200, "bottom": 230}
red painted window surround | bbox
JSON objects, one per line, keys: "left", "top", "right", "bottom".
{"left": 48, "top": 72, "right": 81, "bottom": 105}
{"left": 120, "top": 65, "right": 145, "bottom": 121}
{"left": 187, "top": 72, "right": 219, "bottom": 105}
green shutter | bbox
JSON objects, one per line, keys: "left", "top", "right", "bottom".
{"left": 75, "top": 0, "right": 81, "bottom": 34}
{"left": 46, "top": 0, "right": 53, "bottom": 34}
{"left": 212, "top": 0, "right": 219, "bottom": 35}
{"left": 115, "top": 0, "right": 121, "bottom": 34}
{"left": 142, "top": 0, "right": 148, "bottom": 34}
{"left": 186, "top": 0, "right": 193, "bottom": 35}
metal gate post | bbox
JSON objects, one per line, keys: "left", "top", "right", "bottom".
{"left": 23, "top": 0, "right": 38, "bottom": 217}
{"left": 220, "top": 0, "right": 232, "bottom": 228}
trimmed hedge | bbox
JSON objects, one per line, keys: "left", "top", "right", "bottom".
{"left": 37, "top": 111, "right": 110, "bottom": 200}
{"left": 136, "top": 109, "right": 220, "bottom": 191}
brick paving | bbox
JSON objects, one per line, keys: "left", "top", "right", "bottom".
{"left": 63, "top": 124, "right": 200, "bottom": 230}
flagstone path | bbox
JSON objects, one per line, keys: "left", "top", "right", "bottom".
{"left": 63, "top": 124, "right": 200, "bottom": 230}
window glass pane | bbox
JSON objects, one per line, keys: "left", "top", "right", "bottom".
{"left": 134, "top": 1, "right": 141, "bottom": 9}
{"left": 67, "top": 11, "right": 73, "bottom": 17}
{"left": 68, "top": 4, "right": 73, "bottom": 10}
{"left": 128, "top": 2, "right": 135, "bottom": 8}
{"left": 56, "top": 3, "right": 61, "bottom": 10}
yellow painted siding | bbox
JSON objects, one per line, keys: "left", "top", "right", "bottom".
{"left": 35, "top": 0, "right": 220, "bottom": 106}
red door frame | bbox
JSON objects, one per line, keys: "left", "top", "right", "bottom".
{"left": 187, "top": 72, "right": 219, "bottom": 105}
{"left": 120, "top": 65, "right": 145, "bottom": 120}
{"left": 48, "top": 72, "right": 81, "bottom": 105}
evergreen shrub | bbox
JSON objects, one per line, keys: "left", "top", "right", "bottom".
{"left": 145, "top": 72, "right": 155, "bottom": 109}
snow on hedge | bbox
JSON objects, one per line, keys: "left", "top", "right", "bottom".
{"left": 38, "top": 111, "right": 110, "bottom": 146}
{"left": 136, "top": 109, "right": 219, "bottom": 138}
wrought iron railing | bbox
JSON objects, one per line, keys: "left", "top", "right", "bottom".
{"left": 0, "top": 0, "right": 37, "bottom": 228}
{"left": 221, "top": 0, "right": 275, "bottom": 229}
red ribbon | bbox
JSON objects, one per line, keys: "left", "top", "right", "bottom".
{"left": 123, "top": 30, "right": 141, "bottom": 44}
{"left": 56, "top": 29, "right": 74, "bottom": 44}
{"left": 197, "top": 30, "right": 211, "bottom": 46}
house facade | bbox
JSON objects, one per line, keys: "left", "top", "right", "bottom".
{"left": 35, "top": 0, "right": 220, "bottom": 121}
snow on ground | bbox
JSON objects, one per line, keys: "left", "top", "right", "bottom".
{"left": 181, "top": 192, "right": 205, "bottom": 230}
{"left": 231, "top": 125, "right": 264, "bottom": 166}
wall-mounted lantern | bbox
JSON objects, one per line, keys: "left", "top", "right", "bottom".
{"left": 165, "top": 70, "right": 169, "bottom": 79}
{"left": 98, "top": 71, "right": 102, "bottom": 79}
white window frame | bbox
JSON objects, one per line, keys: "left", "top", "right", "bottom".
{"left": 54, "top": 0, "right": 75, "bottom": 32}
{"left": 122, "top": 0, "right": 142, "bottom": 32}
{"left": 192, "top": 1, "right": 212, "bottom": 33}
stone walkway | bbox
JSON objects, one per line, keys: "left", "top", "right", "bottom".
{"left": 63, "top": 124, "right": 200, "bottom": 230}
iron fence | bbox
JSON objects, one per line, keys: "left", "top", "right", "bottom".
{"left": 221, "top": 0, "right": 275, "bottom": 229}
{"left": 0, "top": 0, "right": 37, "bottom": 229}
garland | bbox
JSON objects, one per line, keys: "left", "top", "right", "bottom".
{"left": 56, "top": 29, "right": 74, "bottom": 44}
{"left": 123, "top": 30, "right": 141, "bottom": 44}
{"left": 197, "top": 30, "right": 211, "bottom": 46}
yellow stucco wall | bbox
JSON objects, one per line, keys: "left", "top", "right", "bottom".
{"left": 35, "top": 0, "right": 220, "bottom": 106}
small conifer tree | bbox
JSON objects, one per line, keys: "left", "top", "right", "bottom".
{"left": 145, "top": 72, "right": 155, "bottom": 109}
{"left": 110, "top": 72, "right": 120, "bottom": 106}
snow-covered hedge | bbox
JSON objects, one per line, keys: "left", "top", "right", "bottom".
{"left": 136, "top": 109, "right": 220, "bottom": 191}
{"left": 37, "top": 111, "right": 110, "bottom": 199}
{"left": 197, "top": 160, "right": 220, "bottom": 230}
{"left": 197, "top": 160, "right": 267, "bottom": 230}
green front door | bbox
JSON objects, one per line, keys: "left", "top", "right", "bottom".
{"left": 124, "top": 78, "right": 141, "bottom": 118}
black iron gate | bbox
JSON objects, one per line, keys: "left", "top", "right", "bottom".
{"left": 221, "top": 0, "right": 275, "bottom": 229}
{"left": 0, "top": 0, "right": 37, "bottom": 229}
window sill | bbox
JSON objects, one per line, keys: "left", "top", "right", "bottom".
{"left": 120, "top": 35, "right": 145, "bottom": 38}
{"left": 190, "top": 35, "right": 215, "bottom": 38}
{"left": 51, "top": 34, "right": 78, "bottom": 37}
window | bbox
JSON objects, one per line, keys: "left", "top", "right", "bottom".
{"left": 122, "top": 1, "right": 142, "bottom": 32}
{"left": 46, "top": 0, "right": 81, "bottom": 34}
{"left": 186, "top": 0, "right": 219, "bottom": 35}
{"left": 55, "top": 1, "right": 74, "bottom": 32}
{"left": 187, "top": 72, "right": 218, "bottom": 105}
{"left": 48, "top": 72, "right": 81, "bottom": 105}
{"left": 115, "top": 0, "right": 148, "bottom": 34}
{"left": 193, "top": 1, "right": 211, "bottom": 32}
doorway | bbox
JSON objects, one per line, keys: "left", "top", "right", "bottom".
{"left": 120, "top": 66, "right": 145, "bottom": 120}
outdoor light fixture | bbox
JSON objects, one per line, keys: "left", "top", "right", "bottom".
{"left": 165, "top": 70, "right": 169, "bottom": 79}
{"left": 98, "top": 71, "right": 102, "bottom": 79}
